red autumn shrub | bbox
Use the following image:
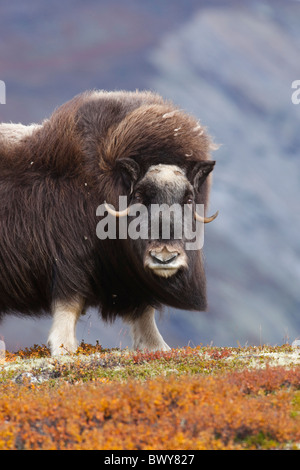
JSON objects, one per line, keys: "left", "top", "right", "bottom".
{"left": 0, "top": 361, "right": 299, "bottom": 450}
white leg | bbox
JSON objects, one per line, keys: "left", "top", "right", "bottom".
{"left": 48, "top": 297, "right": 84, "bottom": 356}
{"left": 125, "top": 306, "right": 171, "bottom": 351}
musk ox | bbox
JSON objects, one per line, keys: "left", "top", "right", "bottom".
{"left": 0, "top": 90, "right": 218, "bottom": 355}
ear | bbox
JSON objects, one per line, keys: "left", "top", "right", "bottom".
{"left": 115, "top": 158, "right": 141, "bottom": 193}
{"left": 189, "top": 161, "right": 215, "bottom": 192}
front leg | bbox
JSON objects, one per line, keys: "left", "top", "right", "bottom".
{"left": 48, "top": 297, "right": 84, "bottom": 356}
{"left": 124, "top": 306, "right": 171, "bottom": 351}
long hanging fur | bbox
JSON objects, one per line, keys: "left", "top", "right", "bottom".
{"left": 0, "top": 90, "right": 216, "bottom": 322}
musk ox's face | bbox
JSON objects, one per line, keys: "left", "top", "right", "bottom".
{"left": 135, "top": 164, "right": 190, "bottom": 278}
{"left": 105, "top": 158, "right": 217, "bottom": 280}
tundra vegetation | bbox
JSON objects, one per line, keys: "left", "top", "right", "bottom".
{"left": 0, "top": 342, "right": 299, "bottom": 450}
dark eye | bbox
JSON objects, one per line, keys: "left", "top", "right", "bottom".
{"left": 186, "top": 196, "right": 194, "bottom": 205}
{"left": 134, "top": 192, "right": 143, "bottom": 203}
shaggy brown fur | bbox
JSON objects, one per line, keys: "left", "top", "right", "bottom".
{"left": 0, "top": 90, "right": 216, "bottom": 322}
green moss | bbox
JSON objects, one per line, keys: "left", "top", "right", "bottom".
{"left": 240, "top": 431, "right": 280, "bottom": 450}
{"left": 291, "top": 390, "right": 300, "bottom": 419}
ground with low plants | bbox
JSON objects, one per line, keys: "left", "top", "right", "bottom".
{"left": 0, "top": 342, "right": 299, "bottom": 450}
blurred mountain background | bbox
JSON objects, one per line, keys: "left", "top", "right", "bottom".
{"left": 1, "top": 0, "right": 300, "bottom": 351}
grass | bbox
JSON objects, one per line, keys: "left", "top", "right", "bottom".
{"left": 0, "top": 342, "right": 300, "bottom": 450}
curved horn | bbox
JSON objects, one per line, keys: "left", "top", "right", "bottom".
{"left": 194, "top": 210, "right": 219, "bottom": 224}
{"left": 104, "top": 202, "right": 130, "bottom": 217}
